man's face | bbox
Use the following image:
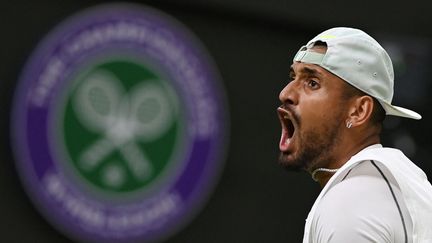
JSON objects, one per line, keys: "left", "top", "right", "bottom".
{"left": 277, "top": 48, "right": 349, "bottom": 172}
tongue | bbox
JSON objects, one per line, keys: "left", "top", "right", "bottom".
{"left": 279, "top": 129, "right": 291, "bottom": 151}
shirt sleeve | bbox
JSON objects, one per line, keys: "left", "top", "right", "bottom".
{"left": 310, "top": 161, "right": 408, "bottom": 243}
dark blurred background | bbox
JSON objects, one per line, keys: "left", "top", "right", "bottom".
{"left": 1, "top": 1, "right": 431, "bottom": 242}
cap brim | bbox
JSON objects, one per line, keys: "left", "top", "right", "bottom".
{"left": 380, "top": 102, "right": 422, "bottom": 120}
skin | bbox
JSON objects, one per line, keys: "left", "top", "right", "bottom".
{"left": 277, "top": 45, "right": 381, "bottom": 187}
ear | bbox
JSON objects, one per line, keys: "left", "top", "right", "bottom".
{"left": 346, "top": 95, "right": 374, "bottom": 128}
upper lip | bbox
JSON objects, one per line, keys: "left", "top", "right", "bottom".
{"left": 277, "top": 106, "right": 296, "bottom": 139}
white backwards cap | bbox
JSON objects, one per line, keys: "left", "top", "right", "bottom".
{"left": 293, "top": 27, "right": 421, "bottom": 120}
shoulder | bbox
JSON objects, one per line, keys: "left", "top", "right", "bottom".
{"left": 312, "top": 161, "right": 403, "bottom": 242}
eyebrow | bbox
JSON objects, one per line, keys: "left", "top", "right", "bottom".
{"left": 290, "top": 65, "right": 322, "bottom": 77}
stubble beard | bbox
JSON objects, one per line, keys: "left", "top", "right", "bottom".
{"left": 278, "top": 117, "right": 343, "bottom": 172}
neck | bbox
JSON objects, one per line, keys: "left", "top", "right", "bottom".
{"left": 312, "top": 131, "right": 380, "bottom": 188}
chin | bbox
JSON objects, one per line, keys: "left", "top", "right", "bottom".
{"left": 278, "top": 152, "right": 305, "bottom": 172}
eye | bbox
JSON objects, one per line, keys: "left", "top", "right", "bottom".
{"left": 307, "top": 80, "right": 320, "bottom": 89}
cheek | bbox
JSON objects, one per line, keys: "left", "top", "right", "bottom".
{"left": 299, "top": 97, "right": 343, "bottom": 129}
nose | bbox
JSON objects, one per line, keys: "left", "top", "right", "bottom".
{"left": 279, "top": 80, "right": 298, "bottom": 106}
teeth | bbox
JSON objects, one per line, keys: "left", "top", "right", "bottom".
{"left": 285, "top": 137, "right": 290, "bottom": 144}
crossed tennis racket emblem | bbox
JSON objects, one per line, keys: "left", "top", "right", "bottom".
{"left": 72, "top": 70, "right": 175, "bottom": 182}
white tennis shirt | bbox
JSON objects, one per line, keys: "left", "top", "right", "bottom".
{"left": 303, "top": 144, "right": 432, "bottom": 243}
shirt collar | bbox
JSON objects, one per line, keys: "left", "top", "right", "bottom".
{"left": 363, "top": 143, "right": 383, "bottom": 151}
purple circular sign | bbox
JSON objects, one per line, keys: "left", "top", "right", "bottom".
{"left": 11, "top": 3, "right": 228, "bottom": 242}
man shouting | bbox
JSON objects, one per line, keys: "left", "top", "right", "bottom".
{"left": 277, "top": 27, "right": 432, "bottom": 242}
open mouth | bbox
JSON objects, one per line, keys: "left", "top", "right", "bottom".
{"left": 277, "top": 106, "right": 296, "bottom": 152}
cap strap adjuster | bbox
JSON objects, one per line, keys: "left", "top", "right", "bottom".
{"left": 293, "top": 49, "right": 325, "bottom": 65}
